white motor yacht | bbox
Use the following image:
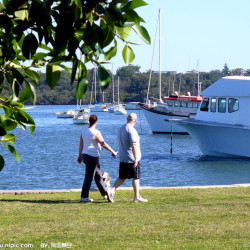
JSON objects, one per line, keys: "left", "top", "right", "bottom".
{"left": 175, "top": 76, "right": 250, "bottom": 158}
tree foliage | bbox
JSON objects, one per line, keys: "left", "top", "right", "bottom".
{"left": 0, "top": 0, "right": 151, "bottom": 171}
{"left": 25, "top": 64, "right": 250, "bottom": 105}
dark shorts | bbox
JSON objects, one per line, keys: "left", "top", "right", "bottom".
{"left": 119, "top": 161, "right": 141, "bottom": 179}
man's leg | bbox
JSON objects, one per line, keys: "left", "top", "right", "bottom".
{"left": 132, "top": 178, "right": 140, "bottom": 198}
{"left": 112, "top": 178, "right": 127, "bottom": 191}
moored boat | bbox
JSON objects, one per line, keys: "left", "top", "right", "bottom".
{"left": 140, "top": 94, "right": 202, "bottom": 134}
{"left": 56, "top": 110, "right": 75, "bottom": 118}
{"left": 125, "top": 102, "right": 141, "bottom": 110}
{"left": 175, "top": 76, "right": 250, "bottom": 158}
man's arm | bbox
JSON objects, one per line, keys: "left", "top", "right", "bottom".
{"left": 131, "top": 142, "right": 138, "bottom": 167}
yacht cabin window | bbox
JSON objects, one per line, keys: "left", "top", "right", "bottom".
{"left": 200, "top": 98, "right": 209, "bottom": 111}
{"left": 228, "top": 98, "right": 239, "bottom": 113}
{"left": 168, "top": 101, "right": 173, "bottom": 107}
{"left": 218, "top": 98, "right": 226, "bottom": 113}
{"left": 210, "top": 98, "right": 217, "bottom": 112}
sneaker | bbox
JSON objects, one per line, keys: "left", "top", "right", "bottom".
{"left": 106, "top": 188, "right": 115, "bottom": 203}
{"left": 133, "top": 195, "right": 148, "bottom": 203}
{"left": 80, "top": 197, "right": 93, "bottom": 203}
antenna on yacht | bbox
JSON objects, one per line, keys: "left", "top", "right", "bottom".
{"left": 196, "top": 60, "right": 202, "bottom": 96}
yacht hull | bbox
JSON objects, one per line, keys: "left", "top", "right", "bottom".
{"left": 177, "top": 119, "right": 250, "bottom": 158}
{"left": 141, "top": 106, "right": 189, "bottom": 134}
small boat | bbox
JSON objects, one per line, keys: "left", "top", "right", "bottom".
{"left": 175, "top": 76, "right": 250, "bottom": 158}
{"left": 125, "top": 102, "right": 141, "bottom": 110}
{"left": 90, "top": 104, "right": 108, "bottom": 112}
{"left": 114, "top": 104, "right": 127, "bottom": 115}
{"left": 56, "top": 110, "right": 75, "bottom": 118}
{"left": 73, "top": 109, "right": 90, "bottom": 124}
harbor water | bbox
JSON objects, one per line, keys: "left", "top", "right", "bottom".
{"left": 0, "top": 105, "right": 249, "bottom": 190}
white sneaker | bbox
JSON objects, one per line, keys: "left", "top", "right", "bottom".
{"left": 80, "top": 197, "right": 93, "bottom": 203}
{"left": 106, "top": 188, "right": 115, "bottom": 203}
{"left": 133, "top": 195, "right": 148, "bottom": 203}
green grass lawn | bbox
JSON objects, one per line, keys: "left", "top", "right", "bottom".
{"left": 0, "top": 188, "right": 249, "bottom": 249}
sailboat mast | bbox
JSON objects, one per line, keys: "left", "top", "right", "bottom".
{"left": 118, "top": 76, "right": 120, "bottom": 105}
{"left": 112, "top": 64, "right": 115, "bottom": 104}
{"left": 159, "top": 9, "right": 162, "bottom": 103}
{"left": 94, "top": 67, "right": 97, "bottom": 103}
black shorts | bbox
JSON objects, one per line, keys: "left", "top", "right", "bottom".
{"left": 119, "top": 161, "right": 141, "bottom": 179}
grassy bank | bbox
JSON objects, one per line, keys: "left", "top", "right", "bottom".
{"left": 0, "top": 188, "right": 249, "bottom": 249}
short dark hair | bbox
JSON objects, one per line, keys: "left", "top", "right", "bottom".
{"left": 89, "top": 114, "right": 98, "bottom": 126}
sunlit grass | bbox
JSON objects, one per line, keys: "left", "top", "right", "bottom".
{"left": 0, "top": 188, "right": 249, "bottom": 249}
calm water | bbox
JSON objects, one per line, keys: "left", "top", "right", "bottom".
{"left": 0, "top": 105, "right": 249, "bottom": 190}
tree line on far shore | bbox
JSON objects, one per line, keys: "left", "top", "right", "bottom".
{"left": 25, "top": 63, "right": 249, "bottom": 105}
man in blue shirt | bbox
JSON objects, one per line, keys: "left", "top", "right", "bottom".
{"left": 107, "top": 113, "right": 148, "bottom": 203}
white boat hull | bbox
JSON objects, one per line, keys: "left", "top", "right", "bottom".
{"left": 141, "top": 106, "right": 189, "bottom": 134}
{"left": 177, "top": 119, "right": 250, "bottom": 158}
{"left": 73, "top": 117, "right": 89, "bottom": 124}
{"left": 115, "top": 110, "right": 127, "bottom": 115}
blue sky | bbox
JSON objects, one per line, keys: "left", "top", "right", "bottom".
{"left": 105, "top": 0, "right": 250, "bottom": 74}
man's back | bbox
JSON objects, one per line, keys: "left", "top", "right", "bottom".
{"left": 118, "top": 124, "right": 141, "bottom": 163}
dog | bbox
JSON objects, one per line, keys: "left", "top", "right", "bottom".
{"left": 102, "top": 172, "right": 111, "bottom": 189}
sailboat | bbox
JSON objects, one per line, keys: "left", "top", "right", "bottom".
{"left": 114, "top": 76, "right": 127, "bottom": 115}
{"left": 72, "top": 100, "right": 90, "bottom": 124}
{"left": 140, "top": 9, "right": 201, "bottom": 134}
{"left": 90, "top": 68, "right": 108, "bottom": 112}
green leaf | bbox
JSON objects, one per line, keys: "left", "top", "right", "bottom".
{"left": 104, "top": 40, "right": 117, "bottom": 61}
{"left": 22, "top": 33, "right": 38, "bottom": 60}
{"left": 1, "top": 134, "right": 18, "bottom": 144}
{"left": 122, "top": 45, "right": 135, "bottom": 64}
{"left": 124, "top": 9, "right": 141, "bottom": 26}
{"left": 39, "top": 43, "right": 52, "bottom": 51}
{"left": 1, "top": 118, "right": 17, "bottom": 132}
{"left": 98, "top": 66, "right": 111, "bottom": 91}
{"left": 14, "top": 109, "right": 35, "bottom": 134}
{"left": 19, "top": 85, "right": 31, "bottom": 103}
{"left": 0, "top": 155, "right": 4, "bottom": 172}
{"left": 46, "top": 65, "right": 61, "bottom": 90}
{"left": 5, "top": 145, "right": 20, "bottom": 162}
{"left": 71, "top": 57, "right": 78, "bottom": 85}
{"left": 116, "top": 26, "right": 131, "bottom": 39}
{"left": 25, "top": 68, "right": 41, "bottom": 82}
{"left": 132, "top": 25, "right": 151, "bottom": 44}
{"left": 128, "top": 0, "right": 148, "bottom": 9}
{"left": 32, "top": 52, "right": 47, "bottom": 61}
{"left": 15, "top": 9, "right": 29, "bottom": 21}
{"left": 76, "top": 77, "right": 88, "bottom": 100}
